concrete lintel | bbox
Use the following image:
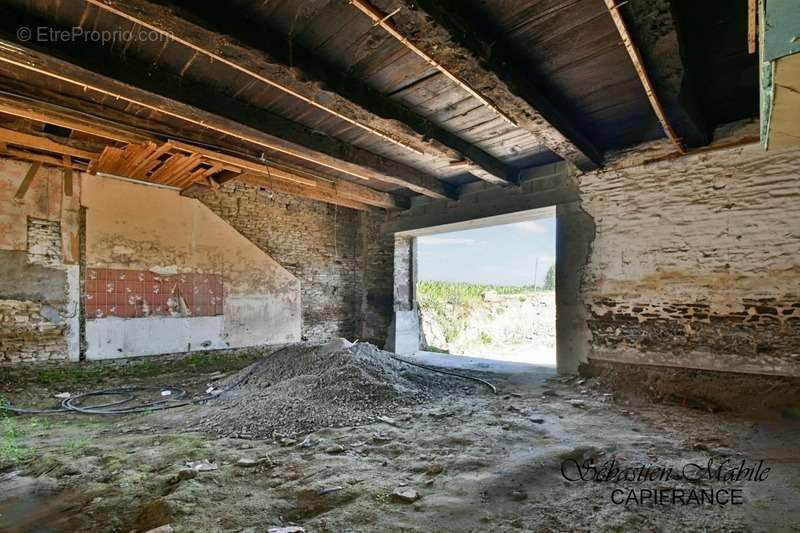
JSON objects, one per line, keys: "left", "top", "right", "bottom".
{"left": 384, "top": 163, "right": 574, "bottom": 235}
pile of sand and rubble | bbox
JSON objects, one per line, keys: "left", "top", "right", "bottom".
{"left": 196, "top": 340, "right": 477, "bottom": 438}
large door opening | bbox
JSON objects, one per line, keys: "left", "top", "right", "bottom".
{"left": 413, "top": 209, "right": 556, "bottom": 367}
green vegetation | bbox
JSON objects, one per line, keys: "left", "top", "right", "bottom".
{"left": 0, "top": 417, "right": 35, "bottom": 463}
{"left": 417, "top": 280, "right": 545, "bottom": 307}
{"left": 543, "top": 264, "right": 555, "bottom": 291}
{"left": 479, "top": 331, "right": 492, "bottom": 345}
{"left": 2, "top": 348, "right": 267, "bottom": 389}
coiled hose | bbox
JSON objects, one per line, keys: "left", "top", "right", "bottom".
{"left": 1, "top": 345, "right": 496, "bottom": 416}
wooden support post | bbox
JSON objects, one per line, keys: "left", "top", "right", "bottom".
{"left": 15, "top": 161, "right": 41, "bottom": 199}
{"left": 63, "top": 155, "right": 73, "bottom": 196}
{"left": 748, "top": 0, "right": 758, "bottom": 54}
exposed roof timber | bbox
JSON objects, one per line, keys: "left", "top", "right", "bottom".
{"left": 604, "top": 0, "right": 687, "bottom": 154}
{"left": 170, "top": 140, "right": 408, "bottom": 210}
{"left": 83, "top": 0, "right": 517, "bottom": 186}
{"left": 350, "top": 0, "right": 603, "bottom": 172}
{"left": 0, "top": 92, "right": 406, "bottom": 209}
{"left": 0, "top": 39, "right": 455, "bottom": 200}
{"left": 0, "top": 106, "right": 408, "bottom": 210}
{"left": 0, "top": 125, "right": 99, "bottom": 160}
{"left": 613, "top": 0, "right": 710, "bottom": 148}
{"left": 0, "top": 91, "right": 154, "bottom": 144}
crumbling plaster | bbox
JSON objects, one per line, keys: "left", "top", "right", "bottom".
{"left": 81, "top": 175, "right": 301, "bottom": 359}
{"left": 0, "top": 159, "right": 80, "bottom": 362}
{"left": 578, "top": 137, "right": 800, "bottom": 376}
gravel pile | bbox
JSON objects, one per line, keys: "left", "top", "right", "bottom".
{"left": 197, "top": 341, "right": 474, "bottom": 438}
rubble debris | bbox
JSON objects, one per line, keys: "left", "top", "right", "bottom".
{"left": 185, "top": 460, "right": 217, "bottom": 472}
{"left": 390, "top": 488, "right": 420, "bottom": 503}
{"left": 197, "top": 342, "right": 480, "bottom": 438}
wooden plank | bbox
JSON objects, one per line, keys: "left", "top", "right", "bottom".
{"left": 0, "top": 93, "right": 152, "bottom": 144}
{"left": 170, "top": 140, "right": 406, "bottom": 209}
{"left": 748, "top": 0, "right": 757, "bottom": 54}
{"left": 604, "top": 0, "right": 686, "bottom": 154}
{"left": 235, "top": 173, "right": 374, "bottom": 212}
{"left": 0, "top": 126, "right": 99, "bottom": 160}
{"left": 82, "top": 0, "right": 517, "bottom": 186}
{"left": 63, "top": 156, "right": 73, "bottom": 196}
{"left": 130, "top": 142, "right": 172, "bottom": 178}
{"left": 15, "top": 162, "right": 41, "bottom": 199}
{"left": 4, "top": 148, "right": 88, "bottom": 170}
{"left": 0, "top": 39, "right": 455, "bottom": 199}
{"left": 349, "top": 0, "right": 603, "bottom": 171}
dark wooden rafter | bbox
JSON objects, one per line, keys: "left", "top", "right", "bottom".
{"left": 83, "top": 0, "right": 518, "bottom": 186}
{"left": 0, "top": 39, "right": 455, "bottom": 200}
{"left": 349, "top": 0, "right": 603, "bottom": 172}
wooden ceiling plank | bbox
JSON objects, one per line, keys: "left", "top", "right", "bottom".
{"left": 349, "top": 0, "right": 603, "bottom": 172}
{"left": 0, "top": 39, "right": 454, "bottom": 199}
{"left": 84, "top": 0, "right": 520, "bottom": 186}
{"left": 603, "top": 0, "right": 686, "bottom": 154}
{"left": 130, "top": 141, "right": 173, "bottom": 178}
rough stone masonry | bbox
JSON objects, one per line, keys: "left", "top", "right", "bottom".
{"left": 579, "top": 142, "right": 800, "bottom": 376}
{"left": 186, "top": 181, "right": 394, "bottom": 346}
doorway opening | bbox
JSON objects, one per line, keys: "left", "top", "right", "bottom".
{"left": 414, "top": 210, "right": 556, "bottom": 367}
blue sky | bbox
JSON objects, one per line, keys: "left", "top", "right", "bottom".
{"left": 417, "top": 217, "right": 556, "bottom": 286}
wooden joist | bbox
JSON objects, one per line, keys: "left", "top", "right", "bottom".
{"left": 604, "top": 0, "right": 687, "bottom": 154}
{"left": 0, "top": 39, "right": 454, "bottom": 200}
{"left": 349, "top": 0, "right": 603, "bottom": 172}
{"left": 0, "top": 126, "right": 99, "bottom": 161}
{"left": 0, "top": 93, "right": 152, "bottom": 144}
{"left": 84, "top": 0, "right": 519, "bottom": 186}
{"left": 171, "top": 140, "right": 408, "bottom": 210}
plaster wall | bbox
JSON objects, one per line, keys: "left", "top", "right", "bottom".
{"left": 81, "top": 175, "right": 301, "bottom": 359}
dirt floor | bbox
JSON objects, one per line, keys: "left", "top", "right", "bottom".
{"left": 1, "top": 347, "right": 799, "bottom": 532}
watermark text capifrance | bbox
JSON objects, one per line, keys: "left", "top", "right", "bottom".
{"left": 17, "top": 26, "right": 170, "bottom": 45}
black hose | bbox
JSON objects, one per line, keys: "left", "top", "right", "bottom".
{"left": 0, "top": 346, "right": 294, "bottom": 416}
{"left": 390, "top": 355, "right": 498, "bottom": 395}
{"left": 0, "top": 345, "right": 497, "bottom": 416}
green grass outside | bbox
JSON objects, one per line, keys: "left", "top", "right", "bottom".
{"left": 417, "top": 280, "right": 545, "bottom": 306}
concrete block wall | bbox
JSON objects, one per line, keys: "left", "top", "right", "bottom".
{"left": 579, "top": 143, "right": 800, "bottom": 376}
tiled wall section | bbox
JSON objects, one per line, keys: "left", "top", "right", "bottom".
{"left": 85, "top": 268, "right": 223, "bottom": 319}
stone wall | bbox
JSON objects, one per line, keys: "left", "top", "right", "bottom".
{"left": 0, "top": 159, "right": 80, "bottom": 363}
{"left": 579, "top": 141, "right": 800, "bottom": 376}
{"left": 188, "top": 181, "right": 394, "bottom": 345}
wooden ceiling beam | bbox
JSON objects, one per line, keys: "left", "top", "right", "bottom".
{"left": 171, "top": 140, "right": 407, "bottom": 210}
{"left": 0, "top": 92, "right": 152, "bottom": 144}
{"left": 0, "top": 125, "right": 99, "bottom": 161}
{"left": 349, "top": 0, "right": 603, "bottom": 172}
{"left": 0, "top": 39, "right": 454, "bottom": 200}
{"left": 84, "top": 0, "right": 518, "bottom": 186}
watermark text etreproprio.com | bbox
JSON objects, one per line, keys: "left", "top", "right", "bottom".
{"left": 16, "top": 26, "right": 170, "bottom": 46}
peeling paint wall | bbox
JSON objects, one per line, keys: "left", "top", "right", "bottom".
{"left": 81, "top": 175, "right": 301, "bottom": 359}
{"left": 187, "top": 181, "right": 394, "bottom": 345}
{"left": 579, "top": 142, "right": 800, "bottom": 376}
{"left": 0, "top": 159, "right": 80, "bottom": 363}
